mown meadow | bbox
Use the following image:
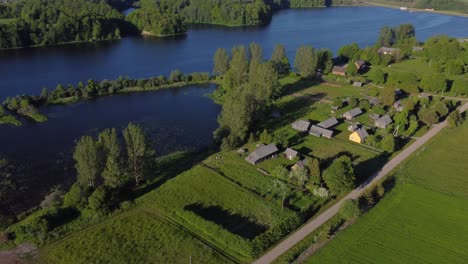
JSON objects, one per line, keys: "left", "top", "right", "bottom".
{"left": 307, "top": 119, "right": 468, "bottom": 263}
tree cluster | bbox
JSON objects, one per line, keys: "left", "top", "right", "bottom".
{"left": 0, "top": 0, "right": 125, "bottom": 49}
{"left": 126, "top": 6, "right": 186, "bottom": 36}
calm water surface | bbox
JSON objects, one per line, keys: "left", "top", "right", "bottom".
{"left": 1, "top": 7, "right": 468, "bottom": 100}
{"left": 1, "top": 6, "right": 468, "bottom": 207}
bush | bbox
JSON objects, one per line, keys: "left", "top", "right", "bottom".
{"left": 88, "top": 187, "right": 112, "bottom": 212}
{"left": 63, "top": 183, "right": 89, "bottom": 209}
{"left": 339, "top": 199, "right": 361, "bottom": 220}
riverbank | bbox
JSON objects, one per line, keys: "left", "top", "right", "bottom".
{"left": 355, "top": 0, "right": 468, "bottom": 17}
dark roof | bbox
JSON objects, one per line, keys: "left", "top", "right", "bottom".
{"left": 309, "top": 125, "right": 334, "bottom": 138}
{"left": 292, "top": 120, "right": 311, "bottom": 132}
{"left": 375, "top": 114, "right": 393, "bottom": 128}
{"left": 356, "top": 128, "right": 369, "bottom": 139}
{"left": 317, "top": 117, "right": 339, "bottom": 129}
{"left": 284, "top": 148, "right": 298, "bottom": 158}
{"left": 245, "top": 144, "right": 278, "bottom": 165}
{"left": 343, "top": 107, "right": 363, "bottom": 119}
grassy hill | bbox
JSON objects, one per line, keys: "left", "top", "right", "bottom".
{"left": 307, "top": 120, "right": 468, "bottom": 263}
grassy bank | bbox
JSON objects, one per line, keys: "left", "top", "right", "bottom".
{"left": 0, "top": 115, "right": 22, "bottom": 126}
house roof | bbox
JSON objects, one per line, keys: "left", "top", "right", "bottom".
{"left": 378, "top": 47, "right": 401, "bottom": 53}
{"left": 370, "top": 113, "right": 381, "bottom": 120}
{"left": 332, "top": 66, "right": 346, "bottom": 74}
{"left": 343, "top": 107, "right": 363, "bottom": 118}
{"left": 369, "top": 97, "right": 379, "bottom": 106}
{"left": 292, "top": 159, "right": 306, "bottom": 170}
{"left": 284, "top": 148, "right": 298, "bottom": 158}
{"left": 246, "top": 144, "right": 278, "bottom": 164}
{"left": 353, "top": 82, "right": 363, "bottom": 87}
{"left": 292, "top": 120, "right": 311, "bottom": 132}
{"left": 413, "top": 46, "right": 424, "bottom": 51}
{"left": 317, "top": 117, "right": 339, "bottom": 129}
{"left": 393, "top": 100, "right": 403, "bottom": 107}
{"left": 309, "top": 125, "right": 334, "bottom": 138}
{"left": 355, "top": 128, "right": 369, "bottom": 139}
{"left": 375, "top": 114, "right": 393, "bottom": 127}
{"left": 355, "top": 60, "right": 366, "bottom": 67}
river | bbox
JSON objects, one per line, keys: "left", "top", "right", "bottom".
{"left": 1, "top": 6, "right": 468, "bottom": 209}
{"left": 1, "top": 7, "right": 468, "bottom": 100}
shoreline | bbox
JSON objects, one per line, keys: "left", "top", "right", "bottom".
{"left": 354, "top": 1, "right": 468, "bottom": 17}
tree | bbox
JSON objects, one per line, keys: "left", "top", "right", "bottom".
{"left": 317, "top": 49, "right": 334, "bottom": 74}
{"left": 249, "top": 42, "right": 263, "bottom": 63}
{"left": 348, "top": 97, "right": 359, "bottom": 108}
{"left": 99, "top": 129, "right": 125, "bottom": 188}
{"left": 259, "top": 129, "right": 272, "bottom": 144}
{"left": 346, "top": 62, "right": 358, "bottom": 76}
{"left": 289, "top": 166, "right": 309, "bottom": 188}
{"left": 394, "top": 110, "right": 409, "bottom": 131}
{"left": 340, "top": 199, "right": 361, "bottom": 220}
{"left": 294, "top": 45, "right": 318, "bottom": 78}
{"left": 451, "top": 79, "right": 468, "bottom": 95}
{"left": 381, "top": 86, "right": 395, "bottom": 106}
{"left": 305, "top": 158, "right": 321, "bottom": 186}
{"left": 380, "top": 134, "right": 395, "bottom": 152}
{"left": 272, "top": 165, "right": 289, "bottom": 180}
{"left": 445, "top": 60, "right": 464, "bottom": 75}
{"left": 433, "top": 101, "right": 449, "bottom": 118}
{"left": 418, "top": 108, "right": 438, "bottom": 126}
{"left": 271, "top": 44, "right": 291, "bottom": 75}
{"left": 377, "top": 26, "right": 395, "bottom": 47}
{"left": 406, "top": 116, "right": 419, "bottom": 135}
{"left": 447, "top": 110, "right": 463, "bottom": 128}
{"left": 88, "top": 187, "right": 110, "bottom": 212}
{"left": 420, "top": 74, "right": 447, "bottom": 93}
{"left": 123, "top": 123, "right": 151, "bottom": 185}
{"left": 338, "top": 43, "right": 361, "bottom": 62}
{"left": 213, "top": 48, "right": 229, "bottom": 74}
{"left": 395, "top": 24, "right": 415, "bottom": 43}
{"left": 322, "top": 156, "right": 355, "bottom": 195}
{"left": 228, "top": 45, "right": 249, "bottom": 87}
{"left": 73, "top": 136, "right": 100, "bottom": 188}
{"left": 169, "top": 69, "right": 183, "bottom": 83}
{"left": 272, "top": 179, "right": 289, "bottom": 210}
{"left": 367, "top": 68, "right": 386, "bottom": 84}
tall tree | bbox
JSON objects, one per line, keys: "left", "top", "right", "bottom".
{"left": 123, "top": 123, "right": 150, "bottom": 185}
{"left": 367, "top": 68, "right": 386, "bottom": 84}
{"left": 381, "top": 86, "right": 396, "bottom": 106}
{"left": 377, "top": 26, "right": 395, "bottom": 47}
{"left": 228, "top": 45, "right": 249, "bottom": 87}
{"left": 271, "top": 44, "right": 291, "bottom": 74}
{"left": 338, "top": 43, "right": 361, "bottom": 62}
{"left": 323, "top": 156, "right": 355, "bottom": 195}
{"left": 213, "top": 48, "right": 230, "bottom": 75}
{"left": 317, "top": 49, "right": 334, "bottom": 74}
{"left": 99, "top": 129, "right": 124, "bottom": 188}
{"left": 249, "top": 42, "right": 263, "bottom": 63}
{"left": 306, "top": 158, "right": 321, "bottom": 186}
{"left": 73, "top": 136, "right": 100, "bottom": 188}
{"left": 294, "top": 45, "right": 318, "bottom": 78}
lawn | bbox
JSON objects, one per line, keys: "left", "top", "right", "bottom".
{"left": 42, "top": 210, "right": 233, "bottom": 264}
{"left": 307, "top": 121, "right": 468, "bottom": 264}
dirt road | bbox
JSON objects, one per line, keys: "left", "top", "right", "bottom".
{"left": 254, "top": 102, "right": 468, "bottom": 264}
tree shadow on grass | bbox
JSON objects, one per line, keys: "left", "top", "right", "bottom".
{"left": 125, "top": 147, "right": 217, "bottom": 201}
{"left": 281, "top": 78, "right": 320, "bottom": 96}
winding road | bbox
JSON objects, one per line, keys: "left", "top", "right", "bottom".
{"left": 253, "top": 102, "right": 468, "bottom": 264}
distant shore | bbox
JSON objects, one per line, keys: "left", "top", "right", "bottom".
{"left": 355, "top": 1, "right": 468, "bottom": 18}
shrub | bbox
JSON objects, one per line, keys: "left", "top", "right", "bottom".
{"left": 339, "top": 199, "right": 361, "bottom": 220}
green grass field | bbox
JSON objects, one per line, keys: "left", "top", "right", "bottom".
{"left": 307, "top": 121, "right": 468, "bottom": 263}
{"left": 42, "top": 210, "right": 233, "bottom": 264}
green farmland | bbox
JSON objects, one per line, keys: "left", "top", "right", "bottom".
{"left": 307, "top": 121, "right": 468, "bottom": 263}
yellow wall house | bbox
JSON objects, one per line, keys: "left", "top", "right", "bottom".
{"left": 349, "top": 128, "right": 369, "bottom": 144}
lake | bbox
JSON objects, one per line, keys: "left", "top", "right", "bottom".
{"left": 1, "top": 7, "right": 468, "bottom": 100}
{"left": 1, "top": 6, "right": 468, "bottom": 208}
{"left": 0, "top": 84, "right": 220, "bottom": 206}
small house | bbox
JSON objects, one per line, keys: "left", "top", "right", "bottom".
{"left": 355, "top": 60, "right": 367, "bottom": 70}
{"left": 412, "top": 46, "right": 424, "bottom": 52}
{"left": 331, "top": 105, "right": 340, "bottom": 112}
{"left": 343, "top": 107, "right": 363, "bottom": 120}
{"left": 332, "top": 66, "right": 346, "bottom": 76}
{"left": 349, "top": 128, "right": 369, "bottom": 144}
{"left": 317, "top": 117, "right": 339, "bottom": 129}
{"left": 245, "top": 144, "right": 278, "bottom": 165}
{"left": 292, "top": 120, "right": 311, "bottom": 132}
{"left": 375, "top": 114, "right": 393, "bottom": 129}
{"left": 309, "top": 125, "right": 334, "bottom": 139}
{"left": 284, "top": 148, "right": 298, "bottom": 161}
{"left": 370, "top": 113, "right": 381, "bottom": 120}
{"left": 368, "top": 97, "right": 380, "bottom": 106}
{"left": 377, "top": 47, "right": 401, "bottom": 56}
{"left": 353, "top": 82, "right": 363, "bottom": 87}
{"left": 291, "top": 159, "right": 306, "bottom": 171}
{"left": 393, "top": 100, "right": 404, "bottom": 112}
{"left": 348, "top": 124, "right": 359, "bottom": 132}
